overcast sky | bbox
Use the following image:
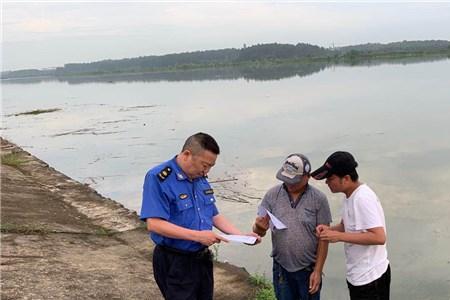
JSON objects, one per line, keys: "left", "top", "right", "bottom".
{"left": 2, "top": 1, "right": 450, "bottom": 71}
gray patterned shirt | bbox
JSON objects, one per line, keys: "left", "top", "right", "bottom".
{"left": 261, "top": 183, "right": 332, "bottom": 272}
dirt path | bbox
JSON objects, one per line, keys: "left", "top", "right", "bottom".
{"left": 0, "top": 137, "right": 257, "bottom": 300}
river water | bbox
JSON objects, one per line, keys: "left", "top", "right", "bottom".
{"left": 2, "top": 59, "right": 450, "bottom": 299}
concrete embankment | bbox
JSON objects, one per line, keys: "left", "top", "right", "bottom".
{"left": 0, "top": 137, "right": 258, "bottom": 299}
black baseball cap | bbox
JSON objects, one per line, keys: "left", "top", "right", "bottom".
{"left": 311, "top": 151, "right": 358, "bottom": 180}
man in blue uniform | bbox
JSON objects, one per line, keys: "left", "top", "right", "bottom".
{"left": 140, "top": 132, "right": 259, "bottom": 300}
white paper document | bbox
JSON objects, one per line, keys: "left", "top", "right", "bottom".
{"left": 219, "top": 234, "right": 257, "bottom": 245}
{"left": 266, "top": 210, "right": 288, "bottom": 229}
{"left": 257, "top": 205, "right": 288, "bottom": 230}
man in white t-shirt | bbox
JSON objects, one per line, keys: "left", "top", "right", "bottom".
{"left": 311, "top": 151, "right": 390, "bottom": 300}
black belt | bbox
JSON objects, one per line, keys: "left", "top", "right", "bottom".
{"left": 157, "top": 244, "right": 211, "bottom": 259}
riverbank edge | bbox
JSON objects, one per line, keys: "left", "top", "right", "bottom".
{"left": 0, "top": 137, "right": 260, "bottom": 299}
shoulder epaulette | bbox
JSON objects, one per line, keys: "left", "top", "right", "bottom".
{"left": 157, "top": 166, "right": 172, "bottom": 182}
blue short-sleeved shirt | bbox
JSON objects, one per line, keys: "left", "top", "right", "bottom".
{"left": 140, "top": 156, "right": 219, "bottom": 252}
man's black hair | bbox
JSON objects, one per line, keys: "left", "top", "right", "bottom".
{"left": 182, "top": 132, "right": 220, "bottom": 155}
{"left": 348, "top": 169, "right": 359, "bottom": 181}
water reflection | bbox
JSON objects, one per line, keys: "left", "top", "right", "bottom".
{"left": 2, "top": 55, "right": 448, "bottom": 85}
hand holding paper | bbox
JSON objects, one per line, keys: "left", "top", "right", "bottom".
{"left": 219, "top": 234, "right": 257, "bottom": 245}
{"left": 257, "top": 205, "right": 287, "bottom": 230}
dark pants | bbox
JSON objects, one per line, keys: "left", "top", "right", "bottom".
{"left": 273, "top": 260, "right": 321, "bottom": 300}
{"left": 153, "top": 245, "right": 214, "bottom": 300}
{"left": 347, "top": 265, "right": 391, "bottom": 300}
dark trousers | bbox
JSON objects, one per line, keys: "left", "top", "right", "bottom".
{"left": 273, "top": 260, "right": 321, "bottom": 300}
{"left": 153, "top": 245, "right": 213, "bottom": 300}
{"left": 347, "top": 265, "right": 391, "bottom": 300}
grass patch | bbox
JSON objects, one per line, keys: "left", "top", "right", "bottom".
{"left": 0, "top": 223, "right": 51, "bottom": 235}
{"left": 211, "top": 244, "right": 220, "bottom": 261}
{"left": 13, "top": 108, "right": 61, "bottom": 116}
{"left": 94, "top": 227, "right": 117, "bottom": 236}
{"left": 1, "top": 152, "right": 26, "bottom": 167}
{"left": 1, "top": 223, "right": 119, "bottom": 236}
{"left": 249, "top": 273, "right": 276, "bottom": 300}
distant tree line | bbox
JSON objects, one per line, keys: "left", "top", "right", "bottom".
{"left": 237, "top": 43, "right": 329, "bottom": 61}
{"left": 338, "top": 40, "right": 450, "bottom": 54}
{"left": 57, "top": 48, "right": 240, "bottom": 75}
{"left": 2, "top": 40, "right": 449, "bottom": 79}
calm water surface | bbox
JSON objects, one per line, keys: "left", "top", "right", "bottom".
{"left": 2, "top": 60, "right": 450, "bottom": 299}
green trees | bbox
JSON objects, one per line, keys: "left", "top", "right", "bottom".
{"left": 2, "top": 40, "right": 449, "bottom": 79}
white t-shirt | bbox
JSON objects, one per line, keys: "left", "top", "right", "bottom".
{"left": 342, "top": 184, "right": 389, "bottom": 286}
